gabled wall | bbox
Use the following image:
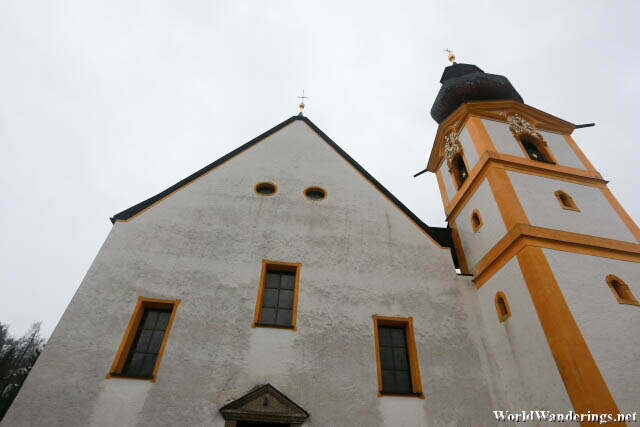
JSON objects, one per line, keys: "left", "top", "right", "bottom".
{"left": 4, "top": 120, "right": 499, "bottom": 426}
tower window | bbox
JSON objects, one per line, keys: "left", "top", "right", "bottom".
{"left": 254, "top": 182, "right": 277, "bottom": 196}
{"left": 495, "top": 292, "right": 511, "bottom": 322}
{"left": 107, "top": 297, "right": 180, "bottom": 381}
{"left": 253, "top": 260, "right": 301, "bottom": 329}
{"left": 304, "top": 186, "right": 327, "bottom": 201}
{"left": 451, "top": 154, "right": 469, "bottom": 189}
{"left": 372, "top": 315, "right": 423, "bottom": 397}
{"left": 606, "top": 275, "right": 639, "bottom": 306}
{"left": 519, "top": 135, "right": 554, "bottom": 164}
{"left": 554, "top": 190, "right": 580, "bottom": 211}
{"left": 471, "top": 209, "right": 483, "bottom": 232}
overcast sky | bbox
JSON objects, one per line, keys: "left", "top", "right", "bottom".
{"left": 1, "top": 1, "right": 639, "bottom": 338}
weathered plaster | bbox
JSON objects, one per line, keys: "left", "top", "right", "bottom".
{"left": 4, "top": 120, "right": 496, "bottom": 426}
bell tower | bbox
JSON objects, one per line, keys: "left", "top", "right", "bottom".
{"left": 426, "top": 58, "right": 640, "bottom": 420}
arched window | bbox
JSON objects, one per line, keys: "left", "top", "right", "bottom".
{"left": 471, "top": 209, "right": 483, "bottom": 232}
{"left": 554, "top": 190, "right": 580, "bottom": 212}
{"left": 606, "top": 275, "right": 639, "bottom": 306}
{"left": 519, "top": 134, "right": 554, "bottom": 164}
{"left": 495, "top": 292, "right": 511, "bottom": 322}
{"left": 451, "top": 154, "right": 468, "bottom": 189}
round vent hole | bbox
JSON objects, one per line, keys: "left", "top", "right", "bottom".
{"left": 255, "top": 182, "right": 276, "bottom": 195}
{"left": 305, "top": 187, "right": 326, "bottom": 200}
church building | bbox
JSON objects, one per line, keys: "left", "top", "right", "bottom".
{"left": 3, "top": 58, "right": 639, "bottom": 426}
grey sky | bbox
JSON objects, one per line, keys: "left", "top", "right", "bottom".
{"left": 1, "top": 1, "right": 639, "bottom": 338}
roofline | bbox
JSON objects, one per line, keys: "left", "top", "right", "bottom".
{"left": 110, "top": 115, "right": 453, "bottom": 248}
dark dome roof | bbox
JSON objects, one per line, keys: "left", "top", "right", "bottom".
{"left": 430, "top": 63, "right": 523, "bottom": 124}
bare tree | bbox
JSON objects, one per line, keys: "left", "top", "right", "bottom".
{"left": 0, "top": 322, "right": 46, "bottom": 421}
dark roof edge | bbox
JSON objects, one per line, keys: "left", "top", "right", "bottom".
{"left": 110, "top": 115, "right": 453, "bottom": 248}
{"left": 299, "top": 117, "right": 452, "bottom": 248}
{"left": 110, "top": 115, "right": 298, "bottom": 224}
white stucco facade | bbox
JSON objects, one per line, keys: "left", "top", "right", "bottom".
{"left": 542, "top": 249, "right": 640, "bottom": 416}
{"left": 536, "top": 130, "right": 585, "bottom": 170}
{"left": 481, "top": 119, "right": 525, "bottom": 159}
{"left": 455, "top": 178, "right": 506, "bottom": 271}
{"left": 507, "top": 171, "right": 638, "bottom": 243}
{"left": 5, "top": 108, "right": 639, "bottom": 426}
{"left": 476, "top": 258, "right": 576, "bottom": 420}
{"left": 481, "top": 119, "right": 586, "bottom": 171}
{"left": 4, "top": 119, "right": 500, "bottom": 427}
{"left": 458, "top": 126, "right": 478, "bottom": 171}
{"left": 439, "top": 159, "right": 456, "bottom": 203}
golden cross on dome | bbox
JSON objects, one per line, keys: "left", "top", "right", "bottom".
{"left": 297, "top": 89, "right": 309, "bottom": 114}
{"left": 444, "top": 48, "right": 456, "bottom": 64}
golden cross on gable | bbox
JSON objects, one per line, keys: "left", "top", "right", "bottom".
{"left": 297, "top": 89, "right": 309, "bottom": 114}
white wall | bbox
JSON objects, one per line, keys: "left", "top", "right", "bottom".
{"left": 482, "top": 119, "right": 587, "bottom": 171}
{"left": 481, "top": 119, "right": 525, "bottom": 158}
{"left": 543, "top": 249, "right": 640, "bottom": 416}
{"left": 477, "top": 257, "right": 576, "bottom": 419}
{"left": 456, "top": 178, "right": 506, "bottom": 271}
{"left": 459, "top": 126, "right": 479, "bottom": 171}
{"left": 537, "top": 130, "right": 585, "bottom": 170}
{"left": 439, "top": 159, "right": 456, "bottom": 203}
{"left": 508, "top": 171, "right": 638, "bottom": 243}
{"left": 4, "top": 119, "right": 498, "bottom": 427}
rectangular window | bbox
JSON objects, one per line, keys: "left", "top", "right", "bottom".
{"left": 253, "top": 260, "right": 301, "bottom": 330}
{"left": 372, "top": 315, "right": 423, "bottom": 397}
{"left": 107, "top": 297, "right": 180, "bottom": 382}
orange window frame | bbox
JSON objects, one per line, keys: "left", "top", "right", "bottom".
{"left": 371, "top": 315, "right": 423, "bottom": 398}
{"left": 606, "top": 274, "right": 639, "bottom": 306}
{"left": 471, "top": 208, "right": 483, "bottom": 232}
{"left": 253, "top": 260, "right": 302, "bottom": 330}
{"left": 494, "top": 291, "right": 511, "bottom": 322}
{"left": 554, "top": 190, "right": 580, "bottom": 212}
{"left": 106, "top": 296, "right": 180, "bottom": 382}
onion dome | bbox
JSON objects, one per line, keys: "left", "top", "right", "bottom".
{"left": 430, "top": 63, "right": 523, "bottom": 124}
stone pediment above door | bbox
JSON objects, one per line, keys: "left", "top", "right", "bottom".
{"left": 219, "top": 384, "right": 309, "bottom": 426}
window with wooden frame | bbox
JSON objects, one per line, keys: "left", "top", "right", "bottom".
{"left": 606, "top": 275, "right": 639, "bottom": 306}
{"left": 495, "top": 292, "right": 511, "bottom": 322}
{"left": 517, "top": 134, "right": 555, "bottom": 164}
{"left": 372, "top": 315, "right": 423, "bottom": 398}
{"left": 107, "top": 297, "right": 180, "bottom": 382}
{"left": 471, "top": 209, "right": 483, "bottom": 232}
{"left": 253, "top": 260, "right": 301, "bottom": 330}
{"left": 554, "top": 190, "right": 580, "bottom": 212}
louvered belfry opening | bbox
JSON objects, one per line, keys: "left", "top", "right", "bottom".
{"left": 520, "top": 135, "right": 549, "bottom": 163}
{"left": 454, "top": 155, "right": 468, "bottom": 188}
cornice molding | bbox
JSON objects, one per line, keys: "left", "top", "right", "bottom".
{"left": 427, "top": 100, "right": 576, "bottom": 172}
{"left": 473, "top": 223, "right": 640, "bottom": 287}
